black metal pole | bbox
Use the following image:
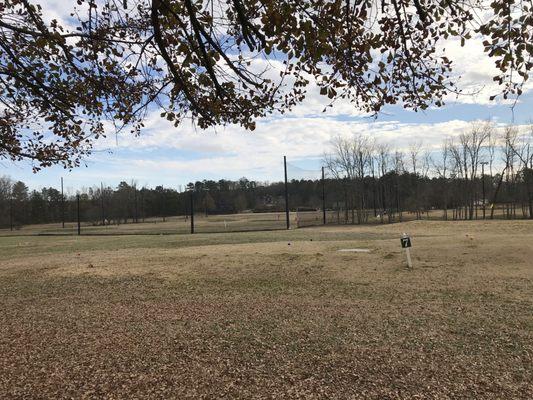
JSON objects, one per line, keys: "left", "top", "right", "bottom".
{"left": 141, "top": 188, "right": 145, "bottom": 222}
{"left": 284, "top": 156, "right": 290, "bottom": 229}
{"left": 76, "top": 194, "right": 81, "bottom": 236}
{"left": 481, "top": 162, "right": 487, "bottom": 219}
{"left": 101, "top": 182, "right": 105, "bottom": 226}
{"left": 397, "top": 174, "right": 402, "bottom": 222}
{"left": 9, "top": 195, "right": 13, "bottom": 231}
{"left": 161, "top": 185, "right": 165, "bottom": 222}
{"left": 134, "top": 186, "right": 138, "bottom": 223}
{"left": 190, "top": 191, "right": 194, "bottom": 234}
{"left": 61, "top": 177, "right": 65, "bottom": 228}
{"left": 322, "top": 166, "right": 326, "bottom": 225}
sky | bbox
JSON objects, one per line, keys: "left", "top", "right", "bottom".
{"left": 1, "top": 1, "right": 532, "bottom": 193}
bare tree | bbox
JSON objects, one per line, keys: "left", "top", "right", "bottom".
{"left": 408, "top": 141, "right": 423, "bottom": 218}
{"left": 377, "top": 143, "right": 392, "bottom": 222}
{"left": 507, "top": 122, "right": 533, "bottom": 218}
{"left": 449, "top": 121, "right": 493, "bottom": 219}
{"left": 491, "top": 125, "right": 517, "bottom": 219}
{"left": 324, "top": 134, "right": 372, "bottom": 224}
{"left": 324, "top": 136, "right": 353, "bottom": 223}
{"left": 393, "top": 150, "right": 405, "bottom": 221}
{"left": 434, "top": 139, "right": 452, "bottom": 220}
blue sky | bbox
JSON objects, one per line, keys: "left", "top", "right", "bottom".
{"left": 1, "top": 1, "right": 532, "bottom": 192}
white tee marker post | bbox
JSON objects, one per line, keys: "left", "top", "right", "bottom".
{"left": 400, "top": 233, "right": 413, "bottom": 268}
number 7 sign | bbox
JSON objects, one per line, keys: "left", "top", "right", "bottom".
{"left": 400, "top": 233, "right": 413, "bottom": 268}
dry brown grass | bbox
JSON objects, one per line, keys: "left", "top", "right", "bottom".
{"left": 0, "top": 220, "right": 532, "bottom": 399}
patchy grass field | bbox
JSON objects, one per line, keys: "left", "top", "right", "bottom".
{"left": 0, "top": 220, "right": 532, "bottom": 399}
{"left": 0, "top": 212, "right": 290, "bottom": 236}
{"left": 1, "top": 208, "right": 519, "bottom": 237}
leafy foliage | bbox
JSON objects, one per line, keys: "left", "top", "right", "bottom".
{"left": 0, "top": 0, "right": 531, "bottom": 168}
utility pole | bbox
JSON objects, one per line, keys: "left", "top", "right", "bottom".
{"left": 61, "top": 177, "right": 65, "bottom": 228}
{"left": 396, "top": 174, "right": 402, "bottom": 222}
{"left": 481, "top": 161, "right": 488, "bottom": 219}
{"left": 284, "top": 156, "right": 290, "bottom": 229}
{"left": 371, "top": 161, "right": 377, "bottom": 217}
{"left": 322, "top": 166, "right": 326, "bottom": 225}
{"left": 9, "top": 195, "right": 13, "bottom": 231}
{"left": 141, "top": 188, "right": 145, "bottom": 222}
{"left": 161, "top": 185, "right": 165, "bottom": 222}
{"left": 76, "top": 194, "right": 81, "bottom": 236}
{"left": 190, "top": 190, "right": 194, "bottom": 234}
{"left": 134, "top": 185, "right": 138, "bottom": 223}
{"left": 101, "top": 182, "right": 105, "bottom": 226}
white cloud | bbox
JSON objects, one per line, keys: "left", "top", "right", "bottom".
{"left": 91, "top": 112, "right": 522, "bottom": 185}
{"left": 37, "top": 0, "right": 76, "bottom": 26}
{"left": 440, "top": 36, "right": 533, "bottom": 106}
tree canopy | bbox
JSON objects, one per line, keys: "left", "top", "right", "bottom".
{"left": 1, "top": 0, "right": 531, "bottom": 169}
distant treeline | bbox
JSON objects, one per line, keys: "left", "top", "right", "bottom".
{"left": 0, "top": 171, "right": 531, "bottom": 229}
{"left": 1, "top": 121, "right": 532, "bottom": 229}
{"left": 0, "top": 178, "right": 283, "bottom": 228}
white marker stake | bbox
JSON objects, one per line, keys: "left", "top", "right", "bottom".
{"left": 405, "top": 246, "right": 412, "bottom": 268}
{"left": 401, "top": 232, "right": 413, "bottom": 268}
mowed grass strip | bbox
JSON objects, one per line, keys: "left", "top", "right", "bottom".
{"left": 0, "top": 221, "right": 532, "bottom": 399}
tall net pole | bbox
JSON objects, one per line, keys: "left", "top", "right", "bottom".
{"left": 76, "top": 194, "right": 81, "bottom": 236}
{"left": 481, "top": 162, "right": 488, "bottom": 219}
{"left": 161, "top": 185, "right": 166, "bottom": 222}
{"left": 141, "top": 188, "right": 145, "bottom": 222}
{"left": 9, "top": 195, "right": 13, "bottom": 231}
{"left": 101, "top": 182, "right": 105, "bottom": 226}
{"left": 61, "top": 177, "right": 65, "bottom": 228}
{"left": 322, "top": 166, "right": 326, "bottom": 225}
{"left": 284, "top": 156, "right": 290, "bottom": 230}
{"left": 397, "top": 175, "right": 402, "bottom": 222}
{"left": 134, "top": 185, "right": 138, "bottom": 223}
{"left": 190, "top": 191, "right": 195, "bottom": 234}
